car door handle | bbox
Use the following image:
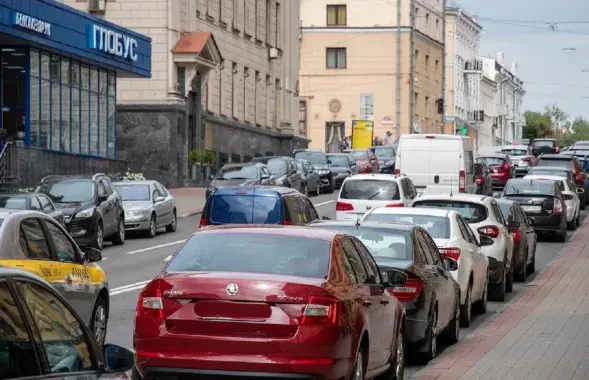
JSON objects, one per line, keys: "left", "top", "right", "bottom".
{"left": 362, "top": 300, "right": 372, "bottom": 307}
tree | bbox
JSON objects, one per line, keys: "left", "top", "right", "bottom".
{"left": 523, "top": 111, "right": 552, "bottom": 139}
{"left": 545, "top": 104, "right": 569, "bottom": 131}
{"left": 558, "top": 117, "right": 589, "bottom": 146}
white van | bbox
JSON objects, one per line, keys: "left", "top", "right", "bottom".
{"left": 395, "top": 134, "right": 476, "bottom": 195}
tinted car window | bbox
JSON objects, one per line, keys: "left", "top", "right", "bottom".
{"left": 38, "top": 195, "right": 55, "bottom": 213}
{"left": 498, "top": 203, "right": 514, "bottom": 221}
{"left": 501, "top": 149, "right": 528, "bottom": 156}
{"left": 294, "top": 151, "right": 328, "bottom": 165}
{"left": 504, "top": 181, "right": 557, "bottom": 196}
{"left": 341, "top": 239, "right": 368, "bottom": 284}
{"left": 45, "top": 221, "right": 78, "bottom": 263}
{"left": 39, "top": 180, "right": 95, "bottom": 203}
{"left": 476, "top": 157, "right": 505, "bottom": 166}
{"left": 537, "top": 159, "right": 573, "bottom": 170}
{"left": 166, "top": 233, "right": 331, "bottom": 279}
{"left": 348, "top": 150, "right": 369, "bottom": 161}
{"left": 215, "top": 165, "right": 260, "bottom": 180}
{"left": 20, "top": 218, "right": 51, "bottom": 260}
{"left": 266, "top": 158, "right": 288, "bottom": 175}
{"left": 527, "top": 168, "right": 569, "bottom": 178}
{"left": 340, "top": 180, "right": 400, "bottom": 200}
{"left": 413, "top": 200, "right": 488, "bottom": 224}
{"left": 327, "top": 155, "right": 350, "bottom": 167}
{"left": 209, "top": 195, "right": 282, "bottom": 224}
{"left": 0, "top": 196, "right": 27, "bottom": 210}
{"left": 352, "top": 239, "right": 380, "bottom": 284}
{"left": 363, "top": 213, "right": 450, "bottom": 239}
{"left": 115, "top": 184, "right": 151, "bottom": 201}
{"left": 0, "top": 282, "right": 41, "bottom": 379}
{"left": 373, "top": 147, "right": 395, "bottom": 158}
{"left": 533, "top": 140, "right": 556, "bottom": 148}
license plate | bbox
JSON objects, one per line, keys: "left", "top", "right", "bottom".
{"left": 522, "top": 205, "right": 541, "bottom": 212}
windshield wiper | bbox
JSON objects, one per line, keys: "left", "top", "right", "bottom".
{"left": 367, "top": 190, "right": 383, "bottom": 200}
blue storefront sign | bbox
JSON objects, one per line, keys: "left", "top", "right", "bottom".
{"left": 11, "top": 12, "right": 51, "bottom": 36}
{"left": 88, "top": 24, "right": 138, "bottom": 62}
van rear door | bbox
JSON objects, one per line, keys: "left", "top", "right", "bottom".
{"left": 428, "top": 138, "right": 462, "bottom": 194}
{"left": 398, "top": 137, "right": 432, "bottom": 193}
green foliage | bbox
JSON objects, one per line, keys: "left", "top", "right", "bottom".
{"left": 188, "top": 150, "right": 202, "bottom": 165}
{"left": 558, "top": 117, "right": 589, "bottom": 147}
{"left": 523, "top": 111, "right": 552, "bottom": 139}
{"left": 204, "top": 152, "right": 215, "bottom": 165}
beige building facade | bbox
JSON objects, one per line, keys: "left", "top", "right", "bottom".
{"left": 299, "top": 0, "right": 444, "bottom": 151}
{"left": 59, "top": 0, "right": 305, "bottom": 186}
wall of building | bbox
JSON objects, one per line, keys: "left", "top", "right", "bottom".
{"left": 413, "top": 33, "right": 444, "bottom": 133}
{"left": 479, "top": 76, "right": 497, "bottom": 146}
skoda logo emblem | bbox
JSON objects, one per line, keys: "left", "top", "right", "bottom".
{"left": 366, "top": 205, "right": 372, "bottom": 210}
{"left": 226, "top": 283, "right": 239, "bottom": 296}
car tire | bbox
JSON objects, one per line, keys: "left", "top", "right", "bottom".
{"left": 419, "top": 308, "right": 438, "bottom": 363}
{"left": 527, "top": 252, "right": 536, "bottom": 274}
{"left": 444, "top": 298, "right": 460, "bottom": 345}
{"left": 568, "top": 219, "right": 576, "bottom": 231}
{"left": 576, "top": 210, "right": 581, "bottom": 227}
{"left": 581, "top": 196, "right": 586, "bottom": 210}
{"left": 111, "top": 217, "right": 125, "bottom": 246}
{"left": 147, "top": 214, "right": 157, "bottom": 238}
{"left": 460, "top": 283, "right": 472, "bottom": 327}
{"left": 166, "top": 210, "right": 177, "bottom": 233}
{"left": 557, "top": 230, "right": 567, "bottom": 242}
{"left": 327, "top": 179, "right": 335, "bottom": 194}
{"left": 313, "top": 182, "right": 321, "bottom": 196}
{"left": 350, "top": 348, "right": 365, "bottom": 380}
{"left": 389, "top": 328, "right": 405, "bottom": 380}
{"left": 92, "top": 221, "right": 104, "bottom": 250}
{"left": 90, "top": 296, "right": 108, "bottom": 347}
{"left": 490, "top": 265, "right": 506, "bottom": 302}
{"left": 505, "top": 263, "right": 514, "bottom": 293}
{"left": 515, "top": 248, "right": 527, "bottom": 282}
{"left": 472, "top": 275, "right": 488, "bottom": 314}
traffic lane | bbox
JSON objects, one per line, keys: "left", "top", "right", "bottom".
{"left": 405, "top": 211, "right": 587, "bottom": 377}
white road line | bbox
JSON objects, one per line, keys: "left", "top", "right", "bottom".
{"left": 163, "top": 255, "right": 172, "bottom": 262}
{"left": 314, "top": 200, "right": 335, "bottom": 207}
{"left": 126, "top": 240, "right": 186, "bottom": 255}
{"left": 110, "top": 280, "right": 151, "bottom": 296}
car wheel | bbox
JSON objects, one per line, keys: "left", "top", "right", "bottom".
{"left": 92, "top": 222, "right": 104, "bottom": 250}
{"left": 90, "top": 296, "right": 108, "bottom": 347}
{"left": 421, "top": 308, "right": 438, "bottom": 363}
{"left": 505, "top": 262, "right": 514, "bottom": 293}
{"left": 460, "top": 283, "right": 472, "bottom": 327}
{"left": 147, "top": 214, "right": 157, "bottom": 238}
{"left": 581, "top": 196, "right": 586, "bottom": 210}
{"left": 567, "top": 219, "right": 576, "bottom": 230}
{"left": 111, "top": 218, "right": 125, "bottom": 246}
{"left": 166, "top": 210, "right": 177, "bottom": 232}
{"left": 515, "top": 248, "right": 527, "bottom": 282}
{"left": 490, "top": 265, "right": 506, "bottom": 302}
{"left": 327, "top": 179, "right": 335, "bottom": 194}
{"left": 576, "top": 210, "right": 581, "bottom": 227}
{"left": 472, "top": 274, "right": 488, "bottom": 314}
{"left": 527, "top": 252, "right": 536, "bottom": 274}
{"left": 445, "top": 298, "right": 460, "bottom": 345}
{"left": 558, "top": 230, "right": 567, "bottom": 242}
{"left": 391, "top": 328, "right": 405, "bottom": 380}
{"left": 350, "top": 348, "right": 365, "bottom": 380}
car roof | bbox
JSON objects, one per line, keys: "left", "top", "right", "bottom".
{"left": 113, "top": 180, "right": 158, "bottom": 186}
{"left": 326, "top": 153, "right": 349, "bottom": 156}
{"left": 530, "top": 166, "right": 570, "bottom": 171}
{"left": 478, "top": 153, "right": 507, "bottom": 158}
{"left": 251, "top": 156, "right": 289, "bottom": 161}
{"left": 211, "top": 186, "right": 299, "bottom": 196}
{"left": 509, "top": 178, "right": 557, "bottom": 185}
{"left": 501, "top": 145, "right": 528, "bottom": 150}
{"left": 414, "top": 193, "right": 490, "bottom": 203}
{"left": 343, "top": 173, "right": 403, "bottom": 181}
{"left": 540, "top": 154, "right": 571, "bottom": 159}
{"left": 496, "top": 198, "right": 517, "bottom": 207}
{"left": 220, "top": 162, "right": 261, "bottom": 168}
{"left": 367, "top": 207, "right": 452, "bottom": 218}
{"left": 195, "top": 225, "right": 339, "bottom": 241}
{"left": 309, "top": 220, "right": 416, "bottom": 232}
{"left": 524, "top": 175, "right": 564, "bottom": 181}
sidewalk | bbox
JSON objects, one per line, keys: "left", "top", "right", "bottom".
{"left": 413, "top": 224, "right": 589, "bottom": 380}
{"left": 168, "top": 187, "right": 206, "bottom": 218}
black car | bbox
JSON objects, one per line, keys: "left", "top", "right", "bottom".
{"left": 532, "top": 138, "right": 559, "bottom": 156}
{"left": 293, "top": 149, "right": 335, "bottom": 193}
{"left": 536, "top": 153, "right": 588, "bottom": 205}
{"left": 502, "top": 178, "right": 568, "bottom": 242}
{"left": 474, "top": 162, "right": 493, "bottom": 195}
{"left": 0, "top": 192, "right": 66, "bottom": 226}
{"left": 36, "top": 173, "right": 125, "bottom": 249}
{"left": 206, "top": 162, "right": 276, "bottom": 200}
{"left": 496, "top": 199, "right": 538, "bottom": 281}
{"left": 0, "top": 267, "right": 135, "bottom": 379}
{"left": 295, "top": 158, "right": 321, "bottom": 196}
{"left": 371, "top": 145, "right": 396, "bottom": 174}
{"left": 326, "top": 153, "right": 358, "bottom": 188}
{"left": 307, "top": 221, "right": 461, "bottom": 363}
{"left": 250, "top": 156, "right": 304, "bottom": 192}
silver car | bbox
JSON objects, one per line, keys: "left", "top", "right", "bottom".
{"left": 114, "top": 180, "right": 177, "bottom": 238}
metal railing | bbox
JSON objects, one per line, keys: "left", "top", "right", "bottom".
{"left": 0, "top": 142, "right": 12, "bottom": 185}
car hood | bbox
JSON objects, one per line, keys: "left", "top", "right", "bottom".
{"left": 210, "top": 179, "right": 260, "bottom": 188}
{"left": 122, "top": 200, "right": 153, "bottom": 211}
{"left": 330, "top": 166, "right": 350, "bottom": 174}
{"left": 53, "top": 200, "right": 95, "bottom": 216}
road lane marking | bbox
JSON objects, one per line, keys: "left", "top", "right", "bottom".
{"left": 126, "top": 240, "right": 186, "bottom": 255}
{"left": 314, "top": 200, "right": 335, "bottom": 207}
{"left": 164, "top": 255, "right": 172, "bottom": 262}
{"left": 110, "top": 280, "right": 151, "bottom": 296}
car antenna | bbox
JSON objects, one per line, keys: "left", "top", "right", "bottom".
{"left": 355, "top": 217, "right": 361, "bottom": 229}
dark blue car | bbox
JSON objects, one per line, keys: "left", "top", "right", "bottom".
{"left": 200, "top": 186, "right": 320, "bottom": 227}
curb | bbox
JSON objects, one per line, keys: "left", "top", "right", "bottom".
{"left": 178, "top": 210, "right": 202, "bottom": 219}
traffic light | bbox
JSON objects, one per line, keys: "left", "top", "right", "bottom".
{"left": 436, "top": 98, "right": 444, "bottom": 114}
{"left": 460, "top": 127, "right": 468, "bottom": 135}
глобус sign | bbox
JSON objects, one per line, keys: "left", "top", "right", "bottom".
{"left": 11, "top": 12, "right": 51, "bottom": 36}
{"left": 87, "top": 24, "right": 138, "bottom": 62}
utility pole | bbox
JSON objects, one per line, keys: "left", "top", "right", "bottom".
{"left": 395, "top": 0, "right": 402, "bottom": 139}
{"left": 410, "top": 0, "right": 415, "bottom": 134}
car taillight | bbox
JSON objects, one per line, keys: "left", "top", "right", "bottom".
{"left": 521, "top": 157, "right": 530, "bottom": 162}
{"left": 136, "top": 286, "right": 163, "bottom": 320}
{"left": 576, "top": 173, "right": 584, "bottom": 183}
{"left": 386, "top": 203, "right": 404, "bottom": 207}
{"left": 394, "top": 168, "right": 400, "bottom": 175}
{"left": 439, "top": 247, "right": 461, "bottom": 261}
{"left": 199, "top": 217, "right": 207, "bottom": 227}
{"left": 553, "top": 199, "right": 563, "bottom": 215}
{"left": 478, "top": 225, "right": 500, "bottom": 238}
{"left": 502, "top": 163, "right": 510, "bottom": 172}
{"left": 476, "top": 176, "right": 484, "bottom": 185}
{"left": 391, "top": 277, "right": 423, "bottom": 302}
{"left": 459, "top": 170, "right": 465, "bottom": 193}
{"left": 283, "top": 219, "right": 292, "bottom": 225}
{"left": 336, "top": 201, "right": 354, "bottom": 211}
{"left": 299, "top": 296, "right": 341, "bottom": 326}
{"left": 512, "top": 229, "right": 521, "bottom": 244}
{"left": 563, "top": 194, "right": 574, "bottom": 200}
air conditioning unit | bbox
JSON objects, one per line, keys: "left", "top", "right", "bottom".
{"left": 89, "top": 0, "right": 106, "bottom": 13}
{"left": 269, "top": 47, "right": 278, "bottom": 60}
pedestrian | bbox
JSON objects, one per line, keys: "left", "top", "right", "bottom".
{"left": 338, "top": 138, "right": 347, "bottom": 152}
{"left": 346, "top": 135, "right": 352, "bottom": 149}
{"left": 384, "top": 131, "right": 392, "bottom": 145}
{"left": 373, "top": 136, "right": 379, "bottom": 146}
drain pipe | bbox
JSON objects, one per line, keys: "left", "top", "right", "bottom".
{"left": 410, "top": 0, "right": 416, "bottom": 134}
{"left": 498, "top": 76, "right": 509, "bottom": 144}
{"left": 395, "top": 0, "right": 402, "bottom": 139}
{"left": 441, "top": 0, "right": 447, "bottom": 133}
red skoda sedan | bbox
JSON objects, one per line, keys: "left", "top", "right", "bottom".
{"left": 133, "top": 225, "right": 407, "bottom": 380}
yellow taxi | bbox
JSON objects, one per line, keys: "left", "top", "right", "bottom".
{"left": 0, "top": 209, "right": 109, "bottom": 345}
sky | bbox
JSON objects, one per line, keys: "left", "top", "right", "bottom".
{"left": 453, "top": 0, "right": 589, "bottom": 120}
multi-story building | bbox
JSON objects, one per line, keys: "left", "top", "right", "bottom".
{"left": 61, "top": 0, "right": 305, "bottom": 187}
{"left": 479, "top": 74, "right": 498, "bottom": 146}
{"left": 299, "top": 0, "right": 444, "bottom": 151}
{"left": 443, "top": 6, "right": 483, "bottom": 146}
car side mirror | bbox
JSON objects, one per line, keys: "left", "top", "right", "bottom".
{"left": 103, "top": 344, "right": 134, "bottom": 372}
{"left": 492, "top": 192, "right": 502, "bottom": 198}
{"left": 384, "top": 269, "right": 407, "bottom": 287}
{"left": 577, "top": 187, "right": 585, "bottom": 194}
{"left": 153, "top": 196, "right": 165, "bottom": 203}
{"left": 479, "top": 235, "right": 494, "bottom": 246}
{"left": 444, "top": 258, "right": 459, "bottom": 271}
{"left": 84, "top": 247, "right": 102, "bottom": 263}
{"left": 508, "top": 220, "right": 520, "bottom": 231}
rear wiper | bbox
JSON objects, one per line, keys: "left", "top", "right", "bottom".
{"left": 368, "top": 190, "right": 382, "bottom": 200}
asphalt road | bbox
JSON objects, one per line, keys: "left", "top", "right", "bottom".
{"left": 99, "top": 191, "right": 579, "bottom": 376}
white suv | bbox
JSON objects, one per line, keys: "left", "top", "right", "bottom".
{"left": 411, "top": 194, "right": 516, "bottom": 302}
{"left": 335, "top": 174, "right": 417, "bottom": 221}
{"left": 362, "top": 207, "right": 489, "bottom": 326}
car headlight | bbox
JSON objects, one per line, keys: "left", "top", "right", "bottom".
{"left": 74, "top": 208, "right": 95, "bottom": 219}
{"left": 125, "top": 210, "right": 148, "bottom": 218}
{"left": 384, "top": 160, "right": 395, "bottom": 166}
{"left": 318, "top": 170, "right": 330, "bottom": 175}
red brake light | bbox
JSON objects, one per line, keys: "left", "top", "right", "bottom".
{"left": 502, "top": 163, "right": 510, "bottom": 171}
{"left": 521, "top": 157, "right": 530, "bottom": 162}
{"left": 477, "top": 225, "right": 500, "bottom": 238}
{"left": 393, "top": 168, "right": 401, "bottom": 175}
{"left": 553, "top": 199, "right": 563, "bottom": 215}
{"left": 336, "top": 201, "right": 354, "bottom": 211}
{"left": 459, "top": 170, "right": 465, "bottom": 193}
{"left": 512, "top": 229, "right": 521, "bottom": 244}
{"left": 299, "top": 296, "right": 342, "bottom": 326}
{"left": 576, "top": 173, "right": 584, "bottom": 183}
{"left": 136, "top": 284, "right": 163, "bottom": 320}
{"left": 391, "top": 277, "right": 423, "bottom": 302}
{"left": 439, "top": 247, "right": 461, "bottom": 261}
{"left": 199, "top": 217, "right": 207, "bottom": 227}
{"left": 386, "top": 203, "right": 404, "bottom": 207}
{"left": 475, "top": 176, "right": 484, "bottom": 185}
{"left": 283, "top": 219, "right": 292, "bottom": 225}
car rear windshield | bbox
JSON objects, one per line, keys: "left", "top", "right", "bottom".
{"left": 373, "top": 147, "right": 395, "bottom": 158}
{"left": 501, "top": 149, "right": 527, "bottom": 156}
{"left": 38, "top": 179, "right": 95, "bottom": 203}
{"left": 0, "top": 196, "right": 27, "bottom": 210}
{"left": 115, "top": 184, "right": 150, "bottom": 201}
{"left": 537, "top": 159, "right": 573, "bottom": 169}
{"left": 215, "top": 165, "right": 259, "bottom": 180}
{"left": 362, "top": 214, "right": 450, "bottom": 239}
{"left": 527, "top": 168, "right": 568, "bottom": 177}
{"left": 504, "top": 181, "right": 556, "bottom": 196}
{"left": 412, "top": 201, "right": 488, "bottom": 224}
{"left": 476, "top": 157, "right": 505, "bottom": 166}
{"left": 348, "top": 151, "right": 368, "bottom": 161}
{"left": 533, "top": 140, "right": 556, "bottom": 148}
{"left": 209, "top": 195, "right": 282, "bottom": 224}
{"left": 294, "top": 151, "right": 327, "bottom": 165}
{"left": 340, "top": 180, "right": 400, "bottom": 200}
{"left": 166, "top": 233, "right": 331, "bottom": 279}
{"left": 327, "top": 155, "right": 350, "bottom": 167}
{"left": 312, "top": 225, "right": 411, "bottom": 262}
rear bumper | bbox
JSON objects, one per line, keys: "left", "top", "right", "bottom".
{"left": 528, "top": 213, "right": 565, "bottom": 232}
{"left": 490, "top": 174, "right": 510, "bottom": 188}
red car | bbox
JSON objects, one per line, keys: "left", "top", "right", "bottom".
{"left": 344, "top": 149, "right": 380, "bottom": 174}
{"left": 476, "top": 154, "right": 514, "bottom": 190}
{"left": 133, "top": 225, "right": 407, "bottom": 380}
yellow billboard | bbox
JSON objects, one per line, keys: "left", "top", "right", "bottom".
{"left": 351, "top": 120, "right": 374, "bottom": 149}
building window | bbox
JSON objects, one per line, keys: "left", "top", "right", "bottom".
{"left": 275, "top": 2, "right": 280, "bottom": 48}
{"left": 425, "top": 54, "right": 429, "bottom": 71}
{"left": 425, "top": 13, "right": 429, "bottom": 26}
{"left": 231, "top": 63, "right": 237, "bottom": 119}
{"left": 326, "top": 48, "right": 346, "bottom": 68}
{"left": 266, "top": 0, "right": 271, "bottom": 44}
{"left": 254, "top": 70, "right": 260, "bottom": 124}
{"left": 327, "top": 5, "right": 346, "bottom": 26}
{"left": 299, "top": 100, "right": 307, "bottom": 137}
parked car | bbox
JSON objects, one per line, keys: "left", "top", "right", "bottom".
{"left": 535, "top": 154, "right": 588, "bottom": 205}
{"left": 500, "top": 145, "right": 536, "bottom": 177}
{"left": 0, "top": 192, "right": 66, "bottom": 226}
{"left": 344, "top": 148, "right": 380, "bottom": 174}
{"left": 474, "top": 162, "right": 493, "bottom": 195}
{"left": 0, "top": 267, "right": 134, "bottom": 378}
{"left": 412, "top": 194, "right": 517, "bottom": 302}
{"left": 522, "top": 175, "right": 581, "bottom": 230}
{"left": 502, "top": 178, "right": 568, "bottom": 242}
{"left": 476, "top": 154, "right": 514, "bottom": 190}
{"left": 251, "top": 156, "right": 304, "bottom": 193}
{"left": 200, "top": 186, "right": 320, "bottom": 227}
{"left": 371, "top": 145, "right": 397, "bottom": 174}
{"left": 113, "top": 180, "right": 178, "bottom": 238}
{"left": 295, "top": 158, "right": 321, "bottom": 196}
{"left": 336, "top": 174, "right": 417, "bottom": 221}
{"left": 0, "top": 210, "right": 109, "bottom": 345}
{"left": 532, "top": 138, "right": 560, "bottom": 155}
{"left": 36, "top": 173, "right": 125, "bottom": 250}
{"left": 571, "top": 140, "right": 589, "bottom": 149}
{"left": 308, "top": 221, "right": 461, "bottom": 363}
{"left": 293, "top": 149, "right": 335, "bottom": 193}
{"left": 206, "top": 162, "right": 276, "bottom": 199}
{"left": 326, "top": 152, "right": 359, "bottom": 188}
{"left": 496, "top": 199, "right": 538, "bottom": 281}
{"left": 134, "top": 226, "right": 407, "bottom": 380}
{"left": 361, "top": 207, "right": 489, "bottom": 327}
